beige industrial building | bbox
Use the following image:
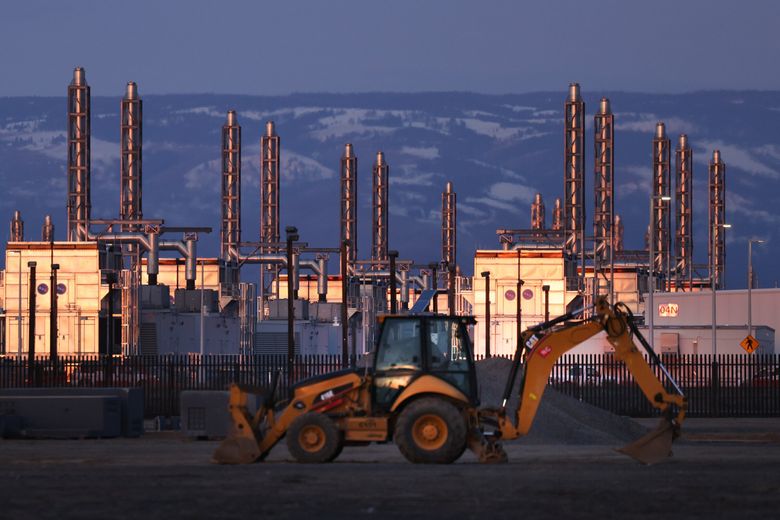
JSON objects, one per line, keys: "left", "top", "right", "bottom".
{"left": 466, "top": 248, "right": 648, "bottom": 357}
{"left": 1, "top": 242, "right": 106, "bottom": 356}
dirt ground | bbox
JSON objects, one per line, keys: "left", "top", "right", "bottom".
{"left": 2, "top": 419, "right": 779, "bottom": 519}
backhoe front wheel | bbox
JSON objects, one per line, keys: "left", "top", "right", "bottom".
{"left": 394, "top": 398, "right": 467, "bottom": 464}
{"left": 286, "top": 412, "right": 343, "bottom": 463}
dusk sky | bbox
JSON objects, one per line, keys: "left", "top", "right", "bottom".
{"left": 2, "top": 0, "right": 780, "bottom": 96}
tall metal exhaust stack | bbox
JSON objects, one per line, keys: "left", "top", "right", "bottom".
{"left": 709, "top": 150, "right": 726, "bottom": 289}
{"left": 593, "top": 97, "right": 614, "bottom": 280}
{"left": 564, "top": 83, "right": 585, "bottom": 289}
{"left": 10, "top": 210, "right": 24, "bottom": 241}
{"left": 531, "top": 193, "right": 545, "bottom": 230}
{"left": 442, "top": 181, "right": 457, "bottom": 315}
{"left": 372, "top": 151, "right": 389, "bottom": 264}
{"left": 613, "top": 214, "right": 624, "bottom": 252}
{"left": 42, "top": 215, "right": 54, "bottom": 242}
{"left": 261, "top": 121, "right": 280, "bottom": 253}
{"left": 67, "top": 67, "right": 90, "bottom": 241}
{"left": 442, "top": 181, "right": 457, "bottom": 266}
{"left": 652, "top": 122, "right": 672, "bottom": 290}
{"left": 674, "top": 134, "right": 693, "bottom": 291}
{"left": 221, "top": 111, "right": 241, "bottom": 261}
{"left": 340, "top": 143, "right": 358, "bottom": 266}
{"left": 120, "top": 81, "right": 142, "bottom": 231}
{"left": 260, "top": 120, "right": 281, "bottom": 304}
{"left": 552, "top": 198, "right": 563, "bottom": 231}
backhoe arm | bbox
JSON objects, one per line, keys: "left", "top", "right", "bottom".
{"left": 481, "top": 298, "right": 687, "bottom": 464}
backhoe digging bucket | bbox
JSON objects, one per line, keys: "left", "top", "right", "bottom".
{"left": 616, "top": 417, "right": 675, "bottom": 465}
{"left": 211, "top": 382, "right": 274, "bottom": 465}
{"left": 212, "top": 434, "right": 263, "bottom": 465}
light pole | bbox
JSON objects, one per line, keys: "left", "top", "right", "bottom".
{"left": 648, "top": 194, "right": 671, "bottom": 351}
{"left": 712, "top": 223, "right": 731, "bottom": 356}
{"left": 748, "top": 239, "right": 765, "bottom": 338}
{"left": 481, "top": 271, "right": 490, "bottom": 358}
{"left": 10, "top": 251, "right": 22, "bottom": 360}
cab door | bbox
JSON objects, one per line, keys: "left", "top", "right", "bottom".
{"left": 373, "top": 318, "right": 423, "bottom": 411}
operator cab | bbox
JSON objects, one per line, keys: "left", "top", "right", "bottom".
{"left": 372, "top": 315, "right": 478, "bottom": 411}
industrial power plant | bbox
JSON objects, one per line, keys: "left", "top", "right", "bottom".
{"left": 0, "top": 69, "right": 777, "bottom": 363}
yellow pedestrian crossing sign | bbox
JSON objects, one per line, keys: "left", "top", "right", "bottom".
{"left": 740, "top": 335, "right": 759, "bottom": 354}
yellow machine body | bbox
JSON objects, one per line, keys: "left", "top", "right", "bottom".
{"left": 213, "top": 298, "right": 687, "bottom": 466}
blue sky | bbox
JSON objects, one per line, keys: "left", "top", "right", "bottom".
{"left": 1, "top": 0, "right": 779, "bottom": 96}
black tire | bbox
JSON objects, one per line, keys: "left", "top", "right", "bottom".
{"left": 394, "top": 397, "right": 467, "bottom": 464}
{"left": 327, "top": 441, "right": 344, "bottom": 462}
{"left": 286, "top": 412, "right": 342, "bottom": 463}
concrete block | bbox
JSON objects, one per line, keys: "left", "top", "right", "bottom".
{"left": 0, "top": 395, "right": 122, "bottom": 438}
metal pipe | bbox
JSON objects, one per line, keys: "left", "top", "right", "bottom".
{"left": 406, "top": 274, "right": 424, "bottom": 289}
{"left": 542, "top": 284, "right": 550, "bottom": 322}
{"left": 316, "top": 256, "right": 328, "bottom": 302}
{"left": 67, "top": 67, "right": 91, "bottom": 241}
{"left": 675, "top": 134, "right": 693, "bottom": 291}
{"left": 709, "top": 150, "right": 726, "bottom": 289}
{"left": 515, "top": 250, "right": 524, "bottom": 350}
{"left": 105, "top": 271, "right": 115, "bottom": 381}
{"left": 10, "top": 210, "right": 24, "bottom": 241}
{"left": 552, "top": 198, "right": 563, "bottom": 231}
{"left": 400, "top": 269, "right": 409, "bottom": 310}
{"left": 389, "top": 251, "right": 398, "bottom": 314}
{"left": 50, "top": 262, "right": 59, "bottom": 361}
{"left": 260, "top": 120, "right": 281, "bottom": 298}
{"left": 292, "top": 252, "right": 300, "bottom": 299}
{"left": 340, "top": 240, "right": 349, "bottom": 364}
{"left": 531, "top": 193, "right": 545, "bottom": 230}
{"left": 652, "top": 122, "right": 672, "bottom": 289}
{"left": 42, "top": 215, "right": 54, "bottom": 242}
{"left": 748, "top": 239, "right": 765, "bottom": 338}
{"left": 613, "top": 214, "right": 624, "bottom": 251}
{"left": 593, "top": 97, "right": 614, "bottom": 299}
{"left": 120, "top": 82, "right": 142, "bottom": 232}
{"left": 87, "top": 233, "right": 151, "bottom": 250}
{"left": 442, "top": 181, "right": 456, "bottom": 265}
{"left": 341, "top": 144, "right": 358, "bottom": 266}
{"left": 27, "top": 261, "right": 37, "bottom": 383}
{"left": 200, "top": 260, "right": 205, "bottom": 355}
{"left": 372, "top": 151, "right": 389, "bottom": 264}
{"left": 711, "top": 222, "right": 731, "bottom": 356}
{"left": 448, "top": 265, "right": 456, "bottom": 316}
{"left": 285, "top": 227, "right": 299, "bottom": 386}
{"left": 564, "top": 83, "right": 585, "bottom": 289}
{"left": 430, "top": 263, "right": 439, "bottom": 313}
{"left": 147, "top": 232, "right": 159, "bottom": 285}
{"left": 221, "top": 111, "right": 241, "bottom": 261}
{"left": 482, "top": 271, "right": 491, "bottom": 358}
{"left": 185, "top": 237, "right": 197, "bottom": 290}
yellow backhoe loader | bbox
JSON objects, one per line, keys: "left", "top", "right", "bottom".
{"left": 213, "top": 298, "right": 687, "bottom": 465}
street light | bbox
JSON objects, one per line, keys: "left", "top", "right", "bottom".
{"left": 712, "top": 222, "right": 731, "bottom": 356}
{"left": 748, "top": 239, "right": 766, "bottom": 338}
{"left": 648, "top": 194, "right": 672, "bottom": 351}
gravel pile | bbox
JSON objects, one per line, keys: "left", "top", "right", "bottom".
{"left": 476, "top": 357, "right": 649, "bottom": 445}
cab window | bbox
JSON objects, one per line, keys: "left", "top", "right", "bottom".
{"left": 375, "top": 319, "right": 422, "bottom": 371}
{"left": 428, "top": 319, "right": 470, "bottom": 371}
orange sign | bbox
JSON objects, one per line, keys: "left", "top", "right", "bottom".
{"left": 740, "top": 335, "right": 759, "bottom": 354}
{"left": 658, "top": 303, "right": 679, "bottom": 317}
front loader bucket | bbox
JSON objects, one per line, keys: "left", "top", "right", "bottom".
{"left": 616, "top": 418, "right": 675, "bottom": 465}
{"left": 212, "top": 434, "right": 263, "bottom": 464}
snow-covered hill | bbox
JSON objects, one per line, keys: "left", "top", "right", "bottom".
{"left": 1, "top": 90, "right": 778, "bottom": 288}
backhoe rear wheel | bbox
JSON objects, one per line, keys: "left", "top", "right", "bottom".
{"left": 394, "top": 398, "right": 467, "bottom": 464}
{"left": 286, "top": 412, "right": 343, "bottom": 463}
